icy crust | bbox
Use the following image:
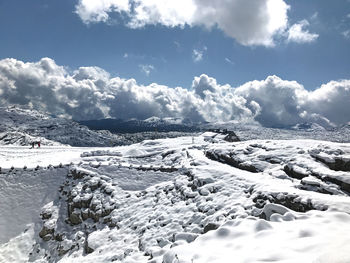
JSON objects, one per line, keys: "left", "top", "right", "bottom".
{"left": 0, "top": 136, "right": 350, "bottom": 262}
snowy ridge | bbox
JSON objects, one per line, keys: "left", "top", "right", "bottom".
{"left": 79, "top": 117, "right": 201, "bottom": 134}
{"left": 205, "top": 121, "right": 350, "bottom": 143}
{"left": 0, "top": 106, "right": 122, "bottom": 147}
{"left": 291, "top": 122, "right": 327, "bottom": 131}
{"left": 0, "top": 135, "right": 350, "bottom": 262}
{"left": 0, "top": 131, "right": 60, "bottom": 146}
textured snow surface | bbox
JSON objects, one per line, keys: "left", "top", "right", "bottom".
{"left": 0, "top": 168, "right": 68, "bottom": 243}
{"left": 0, "top": 106, "right": 198, "bottom": 147}
{"left": 0, "top": 135, "right": 349, "bottom": 263}
{"left": 207, "top": 122, "right": 350, "bottom": 143}
{"left": 164, "top": 210, "right": 350, "bottom": 263}
{"left": 0, "top": 146, "right": 115, "bottom": 169}
{"left": 0, "top": 106, "right": 122, "bottom": 147}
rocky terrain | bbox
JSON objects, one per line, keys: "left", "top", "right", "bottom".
{"left": 205, "top": 121, "right": 350, "bottom": 143}
{"left": 0, "top": 106, "right": 124, "bottom": 147}
{"left": 0, "top": 107, "right": 196, "bottom": 147}
{"left": 0, "top": 134, "right": 349, "bottom": 262}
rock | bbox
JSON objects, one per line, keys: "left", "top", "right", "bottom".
{"left": 314, "top": 155, "right": 350, "bottom": 172}
{"left": 71, "top": 169, "right": 86, "bottom": 180}
{"left": 223, "top": 131, "right": 240, "bottom": 142}
{"left": 206, "top": 151, "right": 260, "bottom": 173}
{"left": 262, "top": 203, "right": 291, "bottom": 220}
{"left": 183, "top": 190, "right": 197, "bottom": 198}
{"left": 40, "top": 211, "right": 52, "bottom": 220}
{"left": 55, "top": 233, "right": 63, "bottom": 242}
{"left": 89, "top": 210, "right": 101, "bottom": 222}
{"left": 81, "top": 209, "right": 90, "bottom": 221}
{"left": 284, "top": 164, "right": 309, "bottom": 180}
{"left": 203, "top": 222, "right": 220, "bottom": 233}
{"left": 39, "top": 226, "right": 54, "bottom": 239}
{"left": 70, "top": 211, "right": 82, "bottom": 225}
{"left": 194, "top": 175, "right": 215, "bottom": 187}
{"left": 174, "top": 232, "right": 198, "bottom": 243}
{"left": 42, "top": 234, "right": 52, "bottom": 241}
{"left": 58, "top": 243, "right": 75, "bottom": 256}
{"left": 85, "top": 239, "right": 94, "bottom": 254}
{"left": 101, "top": 208, "right": 113, "bottom": 217}
{"left": 199, "top": 188, "right": 210, "bottom": 196}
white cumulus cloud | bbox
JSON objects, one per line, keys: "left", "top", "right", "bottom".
{"left": 75, "top": 0, "right": 130, "bottom": 24}
{"left": 287, "top": 20, "right": 319, "bottom": 43}
{"left": 75, "top": 0, "right": 291, "bottom": 47}
{"left": 0, "top": 58, "right": 349, "bottom": 127}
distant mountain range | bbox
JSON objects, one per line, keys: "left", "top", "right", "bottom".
{"left": 0, "top": 107, "right": 200, "bottom": 147}
{"left": 78, "top": 117, "right": 203, "bottom": 133}
{"left": 1, "top": 106, "right": 349, "bottom": 146}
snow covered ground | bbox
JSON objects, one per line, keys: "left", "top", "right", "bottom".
{"left": 0, "top": 146, "right": 116, "bottom": 169}
{"left": 0, "top": 106, "right": 123, "bottom": 147}
{"left": 0, "top": 134, "right": 350, "bottom": 262}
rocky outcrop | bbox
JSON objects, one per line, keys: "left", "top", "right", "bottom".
{"left": 252, "top": 192, "right": 324, "bottom": 214}
{"left": 283, "top": 164, "right": 309, "bottom": 180}
{"left": 206, "top": 151, "right": 260, "bottom": 173}
{"left": 314, "top": 155, "right": 350, "bottom": 172}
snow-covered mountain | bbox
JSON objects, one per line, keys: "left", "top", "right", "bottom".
{"left": 0, "top": 106, "right": 123, "bottom": 147}
{"left": 291, "top": 122, "right": 327, "bottom": 131}
{"left": 81, "top": 116, "right": 350, "bottom": 143}
{"left": 79, "top": 117, "right": 202, "bottom": 133}
{"left": 0, "top": 134, "right": 350, "bottom": 262}
{"left": 204, "top": 121, "right": 350, "bottom": 143}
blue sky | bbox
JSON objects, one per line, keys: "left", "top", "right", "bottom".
{"left": 0, "top": 0, "right": 349, "bottom": 127}
{"left": 0, "top": 0, "right": 349, "bottom": 90}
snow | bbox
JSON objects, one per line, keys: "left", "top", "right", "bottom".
{"left": 0, "top": 146, "right": 115, "bottom": 169}
{"left": 0, "top": 224, "right": 35, "bottom": 263}
{"left": 207, "top": 121, "right": 350, "bottom": 143}
{"left": 0, "top": 168, "right": 68, "bottom": 244}
{"left": 0, "top": 134, "right": 349, "bottom": 263}
{"left": 164, "top": 210, "right": 350, "bottom": 263}
{"left": 0, "top": 106, "right": 122, "bottom": 147}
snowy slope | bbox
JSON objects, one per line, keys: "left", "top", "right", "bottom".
{"left": 205, "top": 121, "right": 350, "bottom": 142}
{"left": 0, "top": 106, "right": 123, "bottom": 147}
{"left": 0, "top": 134, "right": 350, "bottom": 262}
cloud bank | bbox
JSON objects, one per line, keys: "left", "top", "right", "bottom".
{"left": 0, "top": 58, "right": 349, "bottom": 127}
{"left": 75, "top": 0, "right": 317, "bottom": 46}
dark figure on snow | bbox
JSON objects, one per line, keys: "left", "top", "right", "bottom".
{"left": 31, "top": 141, "right": 41, "bottom": 148}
